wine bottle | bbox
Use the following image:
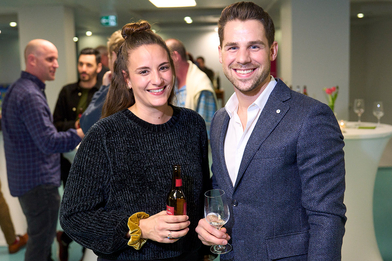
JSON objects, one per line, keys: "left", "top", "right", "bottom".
{"left": 303, "top": 85, "right": 308, "bottom": 96}
{"left": 167, "top": 165, "right": 187, "bottom": 215}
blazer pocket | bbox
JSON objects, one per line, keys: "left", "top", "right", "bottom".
{"left": 266, "top": 231, "right": 309, "bottom": 260}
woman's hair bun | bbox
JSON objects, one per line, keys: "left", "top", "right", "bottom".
{"left": 121, "top": 20, "right": 151, "bottom": 40}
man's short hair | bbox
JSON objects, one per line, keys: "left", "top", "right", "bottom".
{"left": 196, "top": 56, "right": 205, "bottom": 63}
{"left": 79, "top": 47, "right": 101, "bottom": 65}
{"left": 218, "top": 1, "right": 275, "bottom": 47}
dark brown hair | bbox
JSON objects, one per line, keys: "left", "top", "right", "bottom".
{"left": 102, "top": 21, "right": 175, "bottom": 118}
{"left": 218, "top": 1, "right": 275, "bottom": 47}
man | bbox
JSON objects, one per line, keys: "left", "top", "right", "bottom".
{"left": 1, "top": 39, "right": 83, "bottom": 261}
{"left": 165, "top": 39, "right": 217, "bottom": 135}
{"left": 53, "top": 47, "right": 102, "bottom": 261}
{"left": 0, "top": 178, "right": 28, "bottom": 254}
{"left": 195, "top": 2, "right": 346, "bottom": 260}
{"left": 80, "top": 30, "right": 124, "bottom": 134}
{"left": 196, "top": 56, "right": 214, "bottom": 83}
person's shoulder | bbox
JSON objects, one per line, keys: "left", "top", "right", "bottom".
{"left": 61, "top": 82, "right": 79, "bottom": 91}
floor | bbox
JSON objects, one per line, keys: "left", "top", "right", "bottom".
{"left": 1, "top": 167, "right": 392, "bottom": 261}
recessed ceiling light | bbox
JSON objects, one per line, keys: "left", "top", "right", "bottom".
{"left": 184, "top": 16, "right": 193, "bottom": 24}
{"left": 86, "top": 31, "right": 92, "bottom": 36}
{"left": 73, "top": 37, "right": 79, "bottom": 42}
{"left": 357, "top": 13, "right": 364, "bottom": 18}
{"left": 149, "top": 0, "right": 196, "bottom": 8}
{"left": 9, "top": 22, "right": 17, "bottom": 27}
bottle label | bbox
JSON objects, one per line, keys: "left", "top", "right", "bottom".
{"left": 183, "top": 202, "right": 187, "bottom": 215}
{"left": 175, "top": 178, "right": 182, "bottom": 187}
{"left": 167, "top": 205, "right": 175, "bottom": 215}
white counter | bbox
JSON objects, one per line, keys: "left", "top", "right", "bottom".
{"left": 341, "top": 122, "right": 392, "bottom": 261}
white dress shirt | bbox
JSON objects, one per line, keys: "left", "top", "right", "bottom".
{"left": 224, "top": 76, "right": 277, "bottom": 185}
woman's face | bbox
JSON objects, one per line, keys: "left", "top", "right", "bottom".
{"left": 126, "top": 44, "right": 173, "bottom": 110}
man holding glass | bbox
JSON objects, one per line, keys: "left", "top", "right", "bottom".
{"left": 196, "top": 2, "right": 346, "bottom": 260}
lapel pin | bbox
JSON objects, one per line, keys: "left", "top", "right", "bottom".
{"left": 276, "top": 109, "right": 281, "bottom": 114}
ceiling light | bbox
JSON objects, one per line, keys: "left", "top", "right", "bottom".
{"left": 184, "top": 16, "right": 193, "bottom": 24}
{"left": 86, "top": 31, "right": 92, "bottom": 36}
{"left": 149, "top": 0, "right": 196, "bottom": 8}
{"left": 73, "top": 37, "right": 79, "bottom": 42}
{"left": 9, "top": 22, "right": 17, "bottom": 27}
{"left": 357, "top": 13, "right": 364, "bottom": 19}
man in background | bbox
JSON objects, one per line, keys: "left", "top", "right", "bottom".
{"left": 196, "top": 56, "right": 214, "bottom": 83}
{"left": 196, "top": 2, "right": 346, "bottom": 260}
{"left": 80, "top": 30, "right": 124, "bottom": 134}
{"left": 165, "top": 38, "right": 217, "bottom": 135}
{"left": 1, "top": 39, "right": 83, "bottom": 261}
{"left": 53, "top": 47, "right": 101, "bottom": 261}
{"left": 0, "top": 178, "right": 28, "bottom": 254}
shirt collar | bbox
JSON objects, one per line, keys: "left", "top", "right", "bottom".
{"left": 21, "top": 71, "right": 46, "bottom": 91}
{"left": 225, "top": 76, "right": 277, "bottom": 118}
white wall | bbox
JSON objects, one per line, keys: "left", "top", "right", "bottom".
{"left": 0, "top": 35, "right": 21, "bottom": 86}
{"left": 350, "top": 17, "right": 392, "bottom": 166}
{"left": 281, "top": 0, "right": 350, "bottom": 120}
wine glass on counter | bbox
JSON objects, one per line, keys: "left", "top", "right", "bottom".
{"left": 373, "top": 101, "right": 384, "bottom": 126}
{"left": 204, "top": 189, "right": 232, "bottom": 254}
{"left": 353, "top": 99, "right": 365, "bottom": 124}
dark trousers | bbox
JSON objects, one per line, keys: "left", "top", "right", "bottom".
{"left": 19, "top": 184, "right": 60, "bottom": 261}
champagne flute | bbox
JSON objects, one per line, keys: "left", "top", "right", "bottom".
{"left": 373, "top": 101, "right": 384, "bottom": 126}
{"left": 353, "top": 99, "right": 365, "bottom": 124}
{"left": 204, "top": 189, "right": 232, "bottom": 254}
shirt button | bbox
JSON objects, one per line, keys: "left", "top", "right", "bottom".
{"left": 72, "top": 107, "right": 76, "bottom": 111}
{"left": 78, "top": 92, "right": 82, "bottom": 96}
{"left": 232, "top": 199, "right": 238, "bottom": 207}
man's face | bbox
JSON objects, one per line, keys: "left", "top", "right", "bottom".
{"left": 35, "top": 44, "right": 59, "bottom": 82}
{"left": 196, "top": 58, "right": 205, "bottom": 68}
{"left": 218, "top": 19, "right": 278, "bottom": 95}
{"left": 78, "top": 54, "right": 100, "bottom": 83}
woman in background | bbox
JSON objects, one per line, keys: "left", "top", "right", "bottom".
{"left": 60, "top": 20, "right": 211, "bottom": 261}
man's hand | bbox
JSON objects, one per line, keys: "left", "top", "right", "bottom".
{"left": 76, "top": 128, "right": 84, "bottom": 139}
{"left": 195, "top": 218, "right": 230, "bottom": 246}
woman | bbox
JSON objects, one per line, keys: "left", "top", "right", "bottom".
{"left": 60, "top": 21, "right": 211, "bottom": 260}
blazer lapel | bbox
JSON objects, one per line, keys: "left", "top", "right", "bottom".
{"left": 211, "top": 110, "right": 235, "bottom": 196}
{"left": 234, "top": 81, "right": 291, "bottom": 189}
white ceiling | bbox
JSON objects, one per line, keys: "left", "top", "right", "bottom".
{"left": 0, "top": 0, "right": 391, "bottom": 36}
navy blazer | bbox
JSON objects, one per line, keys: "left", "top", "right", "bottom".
{"left": 210, "top": 79, "right": 346, "bottom": 260}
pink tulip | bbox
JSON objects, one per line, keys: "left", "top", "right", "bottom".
{"left": 325, "top": 88, "right": 333, "bottom": 95}
{"left": 331, "top": 86, "right": 336, "bottom": 92}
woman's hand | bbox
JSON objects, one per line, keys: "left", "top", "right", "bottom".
{"left": 195, "top": 218, "right": 230, "bottom": 246}
{"left": 139, "top": 210, "right": 190, "bottom": 243}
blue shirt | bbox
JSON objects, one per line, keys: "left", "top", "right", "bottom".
{"left": 1, "top": 71, "right": 81, "bottom": 197}
{"left": 174, "top": 86, "right": 216, "bottom": 137}
{"left": 79, "top": 84, "right": 109, "bottom": 134}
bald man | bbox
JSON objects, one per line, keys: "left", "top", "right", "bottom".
{"left": 1, "top": 39, "right": 84, "bottom": 261}
{"left": 165, "top": 39, "right": 217, "bottom": 137}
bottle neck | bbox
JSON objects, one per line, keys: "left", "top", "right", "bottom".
{"left": 172, "top": 165, "right": 182, "bottom": 188}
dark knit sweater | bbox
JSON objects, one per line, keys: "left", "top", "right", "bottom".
{"left": 60, "top": 106, "right": 211, "bottom": 260}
